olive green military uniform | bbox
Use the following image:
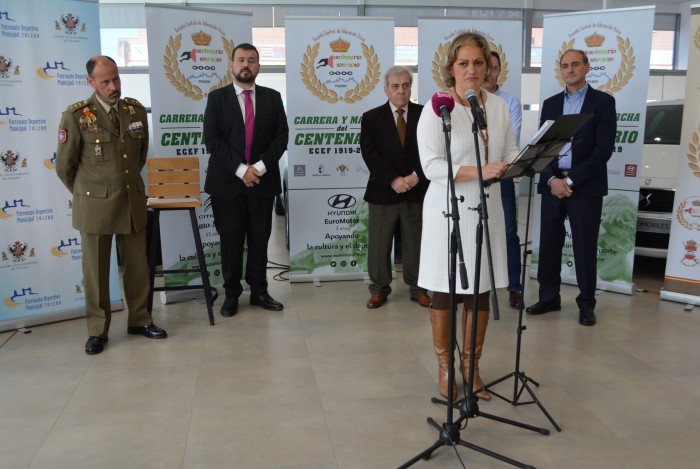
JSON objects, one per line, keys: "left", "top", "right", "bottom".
{"left": 56, "top": 93, "right": 151, "bottom": 337}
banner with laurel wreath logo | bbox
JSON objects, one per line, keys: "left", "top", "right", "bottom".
{"left": 662, "top": 7, "right": 700, "bottom": 300}
{"left": 416, "top": 19, "right": 523, "bottom": 106}
{"left": 530, "top": 7, "right": 655, "bottom": 296}
{"left": 146, "top": 5, "right": 252, "bottom": 295}
{"left": 285, "top": 17, "right": 393, "bottom": 282}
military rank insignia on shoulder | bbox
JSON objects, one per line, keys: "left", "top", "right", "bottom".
{"left": 68, "top": 100, "right": 89, "bottom": 112}
{"left": 123, "top": 97, "right": 145, "bottom": 109}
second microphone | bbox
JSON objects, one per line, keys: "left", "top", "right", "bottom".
{"left": 465, "top": 89, "right": 488, "bottom": 130}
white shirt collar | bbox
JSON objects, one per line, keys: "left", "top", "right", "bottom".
{"left": 233, "top": 83, "right": 256, "bottom": 96}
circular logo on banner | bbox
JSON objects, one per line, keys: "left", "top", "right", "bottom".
{"left": 300, "top": 34, "right": 380, "bottom": 104}
{"left": 555, "top": 30, "right": 635, "bottom": 95}
{"left": 163, "top": 30, "right": 234, "bottom": 101}
{"left": 676, "top": 196, "right": 700, "bottom": 231}
{"left": 431, "top": 41, "right": 509, "bottom": 91}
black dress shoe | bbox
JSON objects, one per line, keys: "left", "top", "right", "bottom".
{"left": 220, "top": 296, "right": 239, "bottom": 317}
{"left": 526, "top": 300, "right": 561, "bottom": 316}
{"left": 250, "top": 292, "right": 284, "bottom": 311}
{"left": 127, "top": 323, "right": 168, "bottom": 339}
{"left": 579, "top": 308, "right": 597, "bottom": 326}
{"left": 85, "top": 336, "right": 108, "bottom": 355}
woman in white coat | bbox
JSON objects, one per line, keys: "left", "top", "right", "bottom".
{"left": 417, "top": 32, "right": 519, "bottom": 399}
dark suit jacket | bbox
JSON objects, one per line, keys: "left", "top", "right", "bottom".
{"left": 537, "top": 86, "right": 616, "bottom": 197}
{"left": 360, "top": 101, "right": 429, "bottom": 204}
{"left": 203, "top": 84, "right": 288, "bottom": 199}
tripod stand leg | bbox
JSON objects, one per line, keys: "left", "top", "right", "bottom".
{"left": 458, "top": 440, "right": 536, "bottom": 469}
{"left": 517, "top": 374, "right": 562, "bottom": 432}
{"left": 477, "top": 410, "right": 550, "bottom": 435}
{"left": 396, "top": 439, "right": 444, "bottom": 469}
{"left": 521, "top": 372, "right": 540, "bottom": 387}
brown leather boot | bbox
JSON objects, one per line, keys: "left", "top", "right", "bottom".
{"left": 461, "top": 308, "right": 491, "bottom": 400}
{"left": 429, "top": 308, "right": 458, "bottom": 398}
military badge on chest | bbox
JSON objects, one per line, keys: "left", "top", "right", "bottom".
{"left": 80, "top": 106, "right": 105, "bottom": 133}
{"left": 127, "top": 120, "right": 145, "bottom": 137}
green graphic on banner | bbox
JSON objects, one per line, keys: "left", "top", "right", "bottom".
{"left": 290, "top": 199, "right": 368, "bottom": 274}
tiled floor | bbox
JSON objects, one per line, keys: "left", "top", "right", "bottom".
{"left": 2, "top": 207, "right": 700, "bottom": 469}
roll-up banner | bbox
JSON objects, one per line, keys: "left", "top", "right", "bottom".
{"left": 661, "top": 5, "right": 700, "bottom": 303}
{"left": 533, "top": 7, "right": 655, "bottom": 295}
{"left": 0, "top": 0, "right": 108, "bottom": 332}
{"left": 417, "top": 18, "right": 523, "bottom": 106}
{"left": 145, "top": 4, "right": 252, "bottom": 301}
{"left": 285, "top": 17, "right": 394, "bottom": 282}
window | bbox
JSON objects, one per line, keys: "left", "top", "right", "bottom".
{"left": 101, "top": 28, "right": 148, "bottom": 67}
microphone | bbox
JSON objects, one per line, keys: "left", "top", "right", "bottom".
{"left": 431, "top": 91, "right": 455, "bottom": 131}
{"left": 465, "top": 89, "right": 487, "bottom": 130}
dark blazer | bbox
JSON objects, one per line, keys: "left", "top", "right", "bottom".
{"left": 537, "top": 86, "right": 616, "bottom": 197}
{"left": 360, "top": 101, "right": 429, "bottom": 204}
{"left": 203, "top": 84, "right": 288, "bottom": 199}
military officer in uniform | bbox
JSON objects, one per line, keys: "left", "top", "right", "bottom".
{"left": 56, "top": 56, "right": 167, "bottom": 354}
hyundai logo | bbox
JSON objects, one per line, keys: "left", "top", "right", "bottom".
{"left": 327, "top": 194, "right": 356, "bottom": 209}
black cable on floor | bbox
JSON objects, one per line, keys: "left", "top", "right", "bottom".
{"left": 267, "top": 260, "right": 290, "bottom": 282}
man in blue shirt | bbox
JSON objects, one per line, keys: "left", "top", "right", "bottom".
{"left": 526, "top": 49, "right": 616, "bottom": 326}
{"left": 483, "top": 51, "right": 523, "bottom": 309}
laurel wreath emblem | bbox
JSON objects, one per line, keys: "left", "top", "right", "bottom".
{"left": 431, "top": 41, "right": 508, "bottom": 90}
{"left": 431, "top": 42, "right": 450, "bottom": 90}
{"left": 695, "top": 28, "right": 700, "bottom": 51}
{"left": 676, "top": 199, "right": 700, "bottom": 231}
{"left": 555, "top": 36, "right": 634, "bottom": 95}
{"left": 685, "top": 124, "right": 700, "bottom": 180}
{"left": 163, "top": 34, "right": 235, "bottom": 101}
{"left": 300, "top": 42, "right": 380, "bottom": 104}
{"left": 675, "top": 127, "right": 700, "bottom": 230}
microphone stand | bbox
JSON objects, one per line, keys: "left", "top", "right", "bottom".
{"left": 398, "top": 111, "right": 540, "bottom": 469}
{"left": 449, "top": 118, "right": 548, "bottom": 442}
{"left": 480, "top": 145, "right": 563, "bottom": 432}
{"left": 475, "top": 111, "right": 595, "bottom": 433}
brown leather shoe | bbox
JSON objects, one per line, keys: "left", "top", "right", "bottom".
{"left": 366, "top": 293, "right": 385, "bottom": 309}
{"left": 509, "top": 290, "right": 523, "bottom": 309}
{"left": 411, "top": 293, "right": 432, "bottom": 308}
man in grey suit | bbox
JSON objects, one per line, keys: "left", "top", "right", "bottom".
{"left": 56, "top": 56, "right": 167, "bottom": 355}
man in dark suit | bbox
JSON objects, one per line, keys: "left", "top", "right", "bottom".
{"left": 360, "top": 66, "right": 430, "bottom": 309}
{"left": 203, "top": 43, "right": 288, "bottom": 317}
{"left": 526, "top": 49, "right": 616, "bottom": 326}
{"left": 56, "top": 56, "right": 167, "bottom": 354}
